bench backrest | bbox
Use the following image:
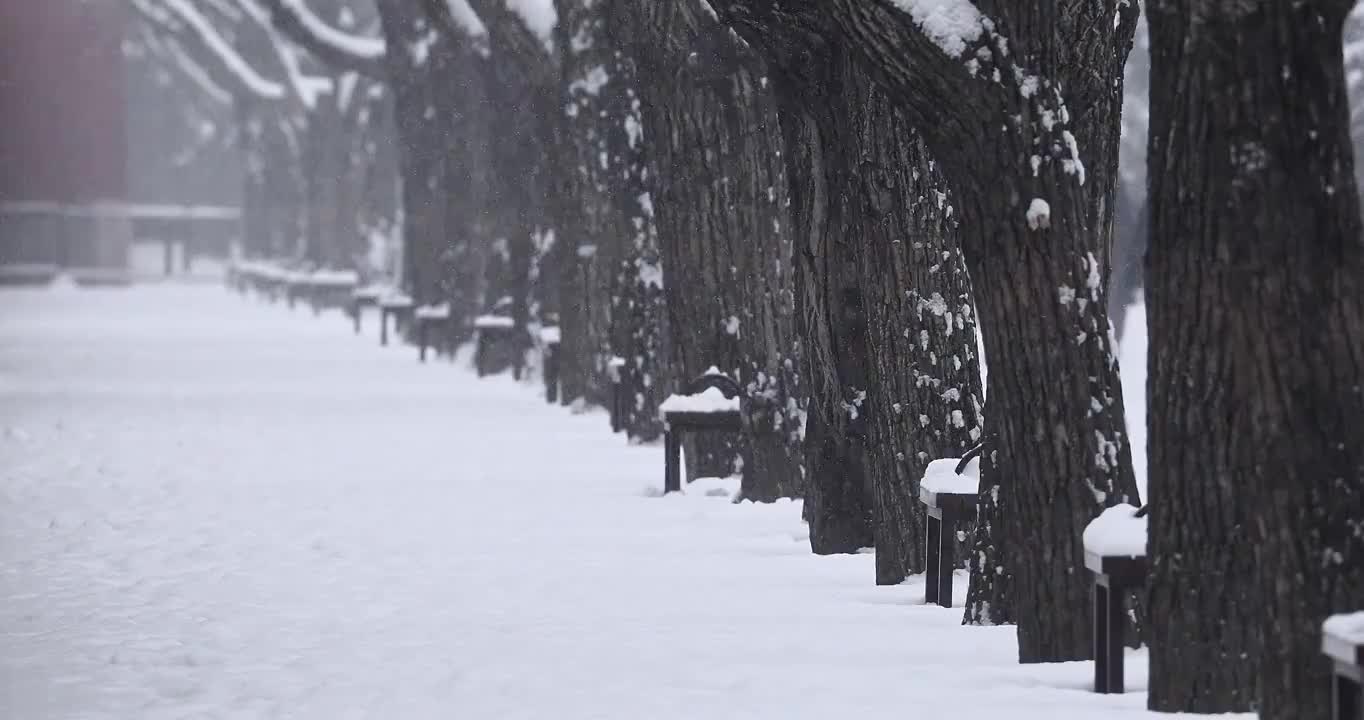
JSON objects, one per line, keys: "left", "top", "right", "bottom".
{"left": 683, "top": 373, "right": 743, "bottom": 399}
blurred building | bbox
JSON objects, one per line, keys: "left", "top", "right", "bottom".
{"left": 0, "top": 0, "right": 133, "bottom": 271}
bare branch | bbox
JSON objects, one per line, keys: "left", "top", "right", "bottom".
{"left": 254, "top": 0, "right": 388, "bottom": 78}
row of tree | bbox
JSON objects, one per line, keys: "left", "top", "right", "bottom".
{"left": 131, "top": 1, "right": 1363, "bottom": 717}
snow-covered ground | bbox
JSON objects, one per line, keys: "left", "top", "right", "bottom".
{"left": 1, "top": 284, "right": 1196, "bottom": 719}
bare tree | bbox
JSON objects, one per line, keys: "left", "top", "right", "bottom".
{"left": 1146, "top": 0, "right": 1364, "bottom": 715}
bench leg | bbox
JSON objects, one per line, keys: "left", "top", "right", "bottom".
{"left": 352, "top": 303, "right": 362, "bottom": 334}
{"left": 380, "top": 311, "right": 389, "bottom": 347}
{"left": 1335, "top": 670, "right": 1361, "bottom": 720}
{"left": 937, "top": 515, "right": 955, "bottom": 608}
{"left": 1093, "top": 580, "right": 1124, "bottom": 693}
{"left": 664, "top": 430, "right": 681, "bottom": 494}
{"left": 925, "top": 514, "right": 941, "bottom": 606}
{"left": 419, "top": 321, "right": 429, "bottom": 363}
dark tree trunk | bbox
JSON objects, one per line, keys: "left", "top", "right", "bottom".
{"left": 711, "top": 6, "right": 985, "bottom": 575}
{"left": 1146, "top": 1, "right": 1364, "bottom": 716}
{"left": 553, "top": 0, "right": 615, "bottom": 409}
{"left": 707, "top": 0, "right": 1143, "bottom": 661}
{"left": 600, "top": 13, "right": 668, "bottom": 443}
{"left": 626, "top": 0, "right": 804, "bottom": 500}
{"left": 962, "top": 422, "right": 1010, "bottom": 625}
{"left": 376, "top": 0, "right": 486, "bottom": 326}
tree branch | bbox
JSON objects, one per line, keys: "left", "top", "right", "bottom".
{"left": 136, "top": 0, "right": 288, "bottom": 101}
{"left": 254, "top": 0, "right": 388, "bottom": 78}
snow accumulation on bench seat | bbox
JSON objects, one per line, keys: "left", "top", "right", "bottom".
{"left": 1324, "top": 611, "right": 1364, "bottom": 645}
{"left": 474, "top": 315, "right": 515, "bottom": 329}
{"left": 353, "top": 284, "right": 388, "bottom": 300}
{"left": 1082, "top": 503, "right": 1147, "bottom": 558}
{"left": 309, "top": 270, "right": 360, "bottom": 287}
{"left": 659, "top": 387, "right": 740, "bottom": 415}
{"left": 538, "top": 326, "right": 561, "bottom": 344}
{"left": 919, "top": 456, "right": 979, "bottom": 495}
{"left": 415, "top": 303, "right": 451, "bottom": 320}
{"left": 379, "top": 293, "right": 413, "bottom": 308}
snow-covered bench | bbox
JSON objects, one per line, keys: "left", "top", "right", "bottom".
{"left": 607, "top": 356, "right": 628, "bottom": 433}
{"left": 378, "top": 293, "right": 414, "bottom": 347}
{"left": 473, "top": 314, "right": 517, "bottom": 377}
{"left": 539, "top": 324, "right": 561, "bottom": 404}
{"left": 1324, "top": 611, "right": 1364, "bottom": 719}
{"left": 414, "top": 303, "right": 452, "bottom": 363}
{"left": 301, "top": 270, "right": 360, "bottom": 315}
{"left": 659, "top": 371, "right": 744, "bottom": 494}
{"left": 348, "top": 284, "right": 387, "bottom": 334}
{"left": 1083, "top": 503, "right": 1149, "bottom": 694}
{"left": 919, "top": 446, "right": 981, "bottom": 608}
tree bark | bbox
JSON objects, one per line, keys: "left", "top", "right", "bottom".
{"left": 1146, "top": 1, "right": 1364, "bottom": 715}
{"left": 554, "top": 0, "right": 615, "bottom": 409}
{"left": 624, "top": 0, "right": 804, "bottom": 500}
{"left": 710, "top": 6, "right": 987, "bottom": 576}
{"left": 709, "top": 0, "right": 1140, "bottom": 661}
{"left": 602, "top": 10, "right": 668, "bottom": 443}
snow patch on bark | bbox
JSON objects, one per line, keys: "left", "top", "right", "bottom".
{"left": 1025, "top": 198, "right": 1051, "bottom": 229}
{"left": 885, "top": 0, "right": 984, "bottom": 57}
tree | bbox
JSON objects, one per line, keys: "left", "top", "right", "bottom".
{"left": 709, "top": 6, "right": 987, "bottom": 581}
{"left": 618, "top": 0, "right": 805, "bottom": 501}
{"left": 1146, "top": 1, "right": 1364, "bottom": 716}
{"left": 701, "top": 0, "right": 1141, "bottom": 661}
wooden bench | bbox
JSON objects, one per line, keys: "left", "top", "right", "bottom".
{"left": 378, "top": 294, "right": 414, "bottom": 347}
{"left": 660, "top": 372, "right": 744, "bottom": 494}
{"left": 302, "top": 270, "right": 359, "bottom": 315}
{"left": 1324, "top": 612, "right": 1364, "bottom": 720}
{"left": 607, "top": 356, "right": 628, "bottom": 433}
{"left": 919, "top": 446, "right": 982, "bottom": 608}
{"left": 540, "top": 325, "right": 561, "bottom": 404}
{"left": 414, "top": 303, "right": 452, "bottom": 363}
{"left": 1083, "top": 503, "right": 1149, "bottom": 694}
{"left": 348, "top": 285, "right": 385, "bottom": 334}
{"left": 474, "top": 314, "right": 516, "bottom": 377}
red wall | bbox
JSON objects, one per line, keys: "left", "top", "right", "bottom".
{"left": 0, "top": 0, "right": 128, "bottom": 205}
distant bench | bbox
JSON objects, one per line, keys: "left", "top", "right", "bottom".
{"left": 659, "top": 371, "right": 744, "bottom": 494}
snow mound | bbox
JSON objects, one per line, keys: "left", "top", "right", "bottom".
{"left": 660, "top": 387, "right": 739, "bottom": 415}
{"left": 474, "top": 315, "right": 514, "bottom": 329}
{"left": 919, "top": 457, "right": 979, "bottom": 495}
{"left": 379, "top": 293, "right": 413, "bottom": 308}
{"left": 309, "top": 270, "right": 359, "bottom": 287}
{"left": 353, "top": 284, "right": 388, "bottom": 300}
{"left": 886, "top": 0, "right": 984, "bottom": 58}
{"left": 1083, "top": 504, "right": 1147, "bottom": 557}
{"left": 415, "top": 303, "right": 451, "bottom": 320}
{"left": 1324, "top": 611, "right": 1364, "bottom": 645}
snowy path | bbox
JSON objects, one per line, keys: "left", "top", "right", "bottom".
{"left": 2, "top": 285, "right": 1171, "bottom": 719}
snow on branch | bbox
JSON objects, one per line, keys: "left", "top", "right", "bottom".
{"left": 236, "top": 0, "right": 335, "bottom": 109}
{"left": 445, "top": 0, "right": 490, "bottom": 39}
{"left": 134, "top": 21, "right": 235, "bottom": 106}
{"left": 503, "top": 0, "right": 556, "bottom": 51}
{"left": 142, "top": 0, "right": 287, "bottom": 101}
{"left": 277, "top": 0, "right": 386, "bottom": 60}
{"left": 256, "top": 0, "right": 387, "bottom": 77}
{"left": 167, "top": 39, "right": 236, "bottom": 106}
{"left": 455, "top": 0, "right": 556, "bottom": 65}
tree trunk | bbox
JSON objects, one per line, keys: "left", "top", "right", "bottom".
{"left": 600, "top": 14, "right": 668, "bottom": 443}
{"left": 627, "top": 0, "right": 804, "bottom": 500}
{"left": 1147, "top": 1, "right": 1364, "bottom": 715}
{"left": 554, "top": 0, "right": 615, "bottom": 408}
{"left": 703, "top": 0, "right": 1140, "bottom": 656}
{"left": 711, "top": 7, "right": 985, "bottom": 576}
